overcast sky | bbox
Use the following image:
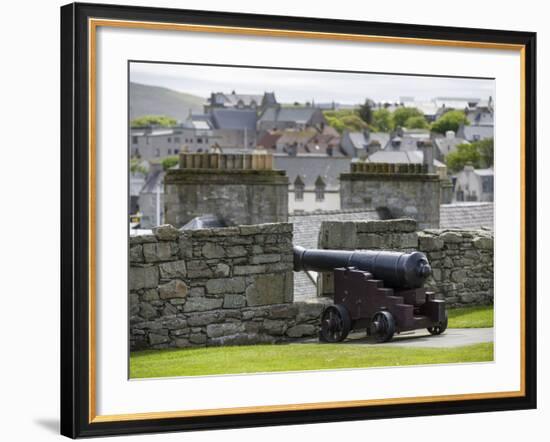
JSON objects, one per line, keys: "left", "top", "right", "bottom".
{"left": 130, "top": 62, "right": 495, "bottom": 104}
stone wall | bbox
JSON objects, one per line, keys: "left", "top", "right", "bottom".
{"left": 164, "top": 152, "right": 289, "bottom": 228}
{"left": 318, "top": 219, "right": 493, "bottom": 306}
{"left": 129, "top": 223, "right": 322, "bottom": 351}
{"left": 340, "top": 166, "right": 441, "bottom": 229}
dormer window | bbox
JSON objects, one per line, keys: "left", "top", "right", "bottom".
{"left": 315, "top": 176, "right": 326, "bottom": 201}
{"left": 294, "top": 175, "right": 305, "bottom": 201}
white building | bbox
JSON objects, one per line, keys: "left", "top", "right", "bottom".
{"left": 454, "top": 165, "right": 494, "bottom": 202}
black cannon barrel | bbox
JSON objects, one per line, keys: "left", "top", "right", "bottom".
{"left": 293, "top": 245, "right": 431, "bottom": 289}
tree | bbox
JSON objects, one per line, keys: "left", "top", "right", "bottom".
{"left": 323, "top": 109, "right": 368, "bottom": 133}
{"left": 476, "top": 138, "right": 494, "bottom": 168}
{"left": 446, "top": 143, "right": 481, "bottom": 173}
{"left": 371, "top": 108, "right": 393, "bottom": 132}
{"left": 358, "top": 99, "right": 375, "bottom": 125}
{"left": 404, "top": 115, "right": 429, "bottom": 129}
{"left": 392, "top": 107, "right": 424, "bottom": 128}
{"left": 131, "top": 115, "right": 177, "bottom": 128}
{"left": 431, "top": 110, "right": 469, "bottom": 134}
{"left": 161, "top": 156, "right": 180, "bottom": 170}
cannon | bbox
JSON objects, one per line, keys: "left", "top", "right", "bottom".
{"left": 293, "top": 246, "right": 447, "bottom": 343}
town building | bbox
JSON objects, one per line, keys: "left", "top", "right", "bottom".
{"left": 454, "top": 165, "right": 494, "bottom": 202}
{"left": 432, "top": 130, "right": 469, "bottom": 160}
{"left": 457, "top": 123, "right": 494, "bottom": 142}
{"left": 205, "top": 91, "right": 277, "bottom": 113}
{"left": 340, "top": 130, "right": 390, "bottom": 157}
{"left": 273, "top": 154, "right": 351, "bottom": 213}
{"left": 258, "top": 106, "right": 327, "bottom": 132}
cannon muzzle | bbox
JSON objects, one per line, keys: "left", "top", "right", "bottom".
{"left": 293, "top": 245, "right": 431, "bottom": 289}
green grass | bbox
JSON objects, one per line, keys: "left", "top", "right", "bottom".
{"left": 447, "top": 305, "right": 493, "bottom": 329}
{"left": 130, "top": 342, "right": 493, "bottom": 378}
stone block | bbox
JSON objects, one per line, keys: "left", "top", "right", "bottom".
{"left": 440, "top": 231, "right": 463, "bottom": 243}
{"left": 223, "top": 294, "right": 246, "bottom": 309}
{"left": 149, "top": 333, "right": 170, "bottom": 345}
{"left": 139, "top": 302, "right": 158, "bottom": 320}
{"left": 129, "top": 245, "right": 143, "bottom": 263}
{"left": 250, "top": 254, "right": 281, "bottom": 264}
{"left": 152, "top": 224, "right": 180, "bottom": 241}
{"left": 186, "top": 260, "right": 214, "bottom": 278}
{"left": 129, "top": 266, "right": 159, "bottom": 290}
{"left": 473, "top": 236, "right": 494, "bottom": 250}
{"left": 143, "top": 242, "right": 175, "bottom": 262}
{"left": 286, "top": 324, "right": 316, "bottom": 338}
{"left": 213, "top": 263, "right": 230, "bottom": 277}
{"left": 245, "top": 273, "right": 292, "bottom": 306}
{"left": 186, "top": 311, "right": 225, "bottom": 326}
{"left": 225, "top": 246, "right": 248, "bottom": 257}
{"left": 234, "top": 265, "right": 267, "bottom": 276}
{"left": 206, "top": 322, "right": 245, "bottom": 338}
{"left": 202, "top": 242, "right": 226, "bottom": 259}
{"left": 189, "top": 333, "right": 207, "bottom": 344}
{"left": 417, "top": 233, "right": 444, "bottom": 251}
{"left": 142, "top": 288, "right": 159, "bottom": 301}
{"left": 262, "top": 319, "right": 286, "bottom": 335}
{"left": 183, "top": 297, "right": 224, "bottom": 312}
{"left": 159, "top": 279, "right": 188, "bottom": 299}
{"left": 206, "top": 277, "right": 246, "bottom": 294}
{"left": 159, "top": 260, "right": 187, "bottom": 279}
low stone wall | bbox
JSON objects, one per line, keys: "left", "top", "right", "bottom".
{"left": 129, "top": 223, "right": 322, "bottom": 351}
{"left": 318, "top": 219, "right": 493, "bottom": 306}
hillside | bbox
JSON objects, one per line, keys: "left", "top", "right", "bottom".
{"left": 129, "top": 82, "right": 206, "bottom": 123}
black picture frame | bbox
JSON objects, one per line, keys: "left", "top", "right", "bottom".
{"left": 60, "top": 2, "right": 537, "bottom": 438}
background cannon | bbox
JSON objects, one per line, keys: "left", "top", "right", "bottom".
{"left": 293, "top": 245, "right": 447, "bottom": 343}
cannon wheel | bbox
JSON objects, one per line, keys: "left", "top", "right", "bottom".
{"left": 371, "top": 311, "right": 396, "bottom": 343}
{"left": 320, "top": 304, "right": 351, "bottom": 343}
{"left": 427, "top": 311, "right": 448, "bottom": 335}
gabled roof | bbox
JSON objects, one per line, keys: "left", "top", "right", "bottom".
{"left": 367, "top": 150, "right": 445, "bottom": 168}
{"left": 211, "top": 108, "right": 257, "bottom": 131}
{"left": 433, "top": 135, "right": 469, "bottom": 157}
{"left": 257, "top": 131, "right": 282, "bottom": 149}
{"left": 259, "top": 106, "right": 321, "bottom": 124}
{"left": 273, "top": 154, "right": 351, "bottom": 191}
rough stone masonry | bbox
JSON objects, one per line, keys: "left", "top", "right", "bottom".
{"left": 129, "top": 223, "right": 322, "bottom": 351}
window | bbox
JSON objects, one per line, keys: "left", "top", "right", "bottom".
{"left": 155, "top": 148, "right": 160, "bottom": 157}
{"left": 174, "top": 137, "right": 180, "bottom": 143}
{"left": 197, "top": 138, "right": 203, "bottom": 144}
{"left": 294, "top": 176, "right": 305, "bottom": 201}
{"left": 168, "top": 149, "right": 172, "bottom": 155}
{"left": 473, "top": 134, "right": 481, "bottom": 141}
{"left": 482, "top": 176, "right": 494, "bottom": 193}
{"left": 167, "top": 137, "right": 172, "bottom": 143}
{"left": 132, "top": 136, "right": 138, "bottom": 144}
{"left": 314, "top": 176, "right": 326, "bottom": 202}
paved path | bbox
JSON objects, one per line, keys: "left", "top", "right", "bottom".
{"left": 303, "top": 328, "right": 493, "bottom": 348}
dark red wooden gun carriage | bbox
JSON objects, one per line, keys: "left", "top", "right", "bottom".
{"left": 293, "top": 246, "right": 447, "bottom": 343}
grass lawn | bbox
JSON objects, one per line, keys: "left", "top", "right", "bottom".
{"left": 447, "top": 305, "right": 493, "bottom": 328}
{"left": 130, "top": 342, "right": 493, "bottom": 378}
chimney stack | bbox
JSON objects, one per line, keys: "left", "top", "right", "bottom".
{"left": 419, "top": 140, "right": 434, "bottom": 173}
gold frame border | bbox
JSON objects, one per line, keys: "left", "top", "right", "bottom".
{"left": 87, "top": 18, "right": 527, "bottom": 424}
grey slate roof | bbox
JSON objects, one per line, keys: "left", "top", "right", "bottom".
{"left": 259, "top": 107, "right": 320, "bottom": 124}
{"left": 433, "top": 135, "right": 469, "bottom": 157}
{"left": 367, "top": 150, "right": 446, "bottom": 168}
{"left": 440, "top": 202, "right": 493, "bottom": 230}
{"left": 211, "top": 109, "right": 257, "bottom": 131}
{"left": 273, "top": 154, "right": 351, "bottom": 191}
